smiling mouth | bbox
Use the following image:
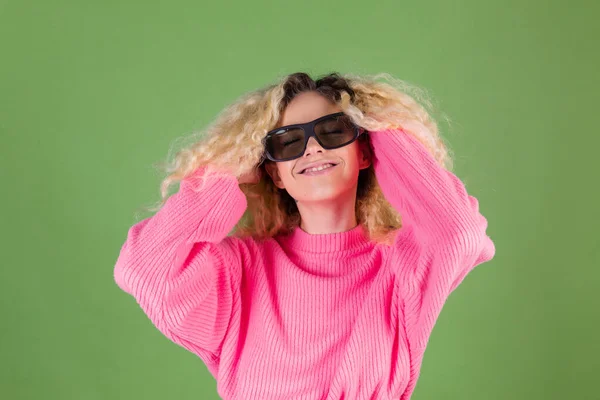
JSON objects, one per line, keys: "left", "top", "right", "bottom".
{"left": 299, "top": 163, "right": 338, "bottom": 174}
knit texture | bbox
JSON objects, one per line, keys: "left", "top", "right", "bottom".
{"left": 114, "top": 128, "right": 496, "bottom": 399}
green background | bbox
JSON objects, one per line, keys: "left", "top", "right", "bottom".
{"left": 1, "top": 0, "right": 598, "bottom": 399}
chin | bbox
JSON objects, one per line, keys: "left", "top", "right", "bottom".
{"left": 292, "top": 186, "right": 353, "bottom": 204}
{"left": 298, "top": 195, "right": 340, "bottom": 203}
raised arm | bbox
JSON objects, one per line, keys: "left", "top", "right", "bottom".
{"left": 369, "top": 128, "right": 496, "bottom": 351}
{"left": 113, "top": 166, "right": 248, "bottom": 361}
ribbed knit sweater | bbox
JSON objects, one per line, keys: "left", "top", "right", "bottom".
{"left": 113, "top": 128, "right": 496, "bottom": 399}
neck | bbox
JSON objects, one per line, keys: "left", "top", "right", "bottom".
{"left": 296, "top": 187, "right": 358, "bottom": 234}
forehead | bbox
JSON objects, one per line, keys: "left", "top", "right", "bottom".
{"left": 280, "top": 91, "right": 342, "bottom": 126}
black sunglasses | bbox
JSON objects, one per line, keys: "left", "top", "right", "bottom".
{"left": 262, "top": 112, "right": 365, "bottom": 162}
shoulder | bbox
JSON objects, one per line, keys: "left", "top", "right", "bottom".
{"left": 386, "top": 225, "right": 428, "bottom": 282}
{"left": 218, "top": 234, "right": 284, "bottom": 264}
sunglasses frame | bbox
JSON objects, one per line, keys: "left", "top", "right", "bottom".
{"left": 262, "top": 112, "right": 366, "bottom": 162}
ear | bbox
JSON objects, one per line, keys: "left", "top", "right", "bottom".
{"left": 357, "top": 133, "right": 372, "bottom": 170}
{"left": 264, "top": 161, "right": 286, "bottom": 189}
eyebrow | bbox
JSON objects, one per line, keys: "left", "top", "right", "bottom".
{"left": 277, "top": 112, "right": 343, "bottom": 128}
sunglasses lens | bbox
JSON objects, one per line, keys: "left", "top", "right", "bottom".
{"left": 315, "top": 115, "right": 356, "bottom": 148}
{"left": 266, "top": 128, "right": 306, "bottom": 160}
{"left": 265, "top": 114, "right": 358, "bottom": 161}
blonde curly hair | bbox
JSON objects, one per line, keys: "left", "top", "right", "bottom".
{"left": 143, "top": 71, "right": 454, "bottom": 245}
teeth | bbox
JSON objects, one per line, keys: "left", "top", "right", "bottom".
{"left": 304, "top": 163, "right": 334, "bottom": 173}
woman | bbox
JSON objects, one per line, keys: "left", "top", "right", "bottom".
{"left": 113, "top": 71, "right": 496, "bottom": 399}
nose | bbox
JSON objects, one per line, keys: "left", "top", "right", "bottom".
{"left": 303, "top": 137, "right": 324, "bottom": 157}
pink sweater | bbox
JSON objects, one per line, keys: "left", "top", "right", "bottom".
{"left": 113, "top": 128, "right": 496, "bottom": 399}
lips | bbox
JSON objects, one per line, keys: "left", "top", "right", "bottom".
{"left": 299, "top": 162, "right": 338, "bottom": 174}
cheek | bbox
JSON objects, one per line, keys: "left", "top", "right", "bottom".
{"left": 278, "top": 162, "right": 296, "bottom": 183}
{"left": 339, "top": 147, "right": 362, "bottom": 171}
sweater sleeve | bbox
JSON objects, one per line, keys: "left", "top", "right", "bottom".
{"left": 113, "top": 166, "right": 248, "bottom": 360}
{"left": 369, "top": 128, "right": 496, "bottom": 351}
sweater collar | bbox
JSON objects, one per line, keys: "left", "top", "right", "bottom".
{"left": 279, "top": 223, "right": 370, "bottom": 253}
